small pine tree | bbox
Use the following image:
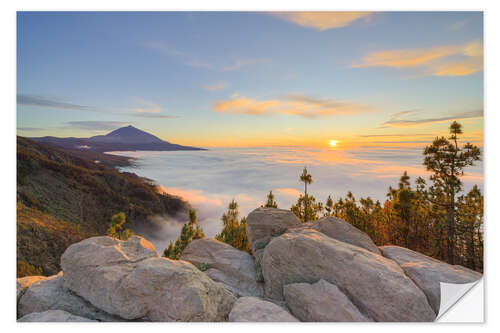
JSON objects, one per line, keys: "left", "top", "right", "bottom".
{"left": 264, "top": 190, "right": 278, "bottom": 208}
{"left": 216, "top": 200, "right": 250, "bottom": 253}
{"left": 107, "top": 212, "right": 134, "bottom": 240}
{"left": 163, "top": 209, "right": 205, "bottom": 259}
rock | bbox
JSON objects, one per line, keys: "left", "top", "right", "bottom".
{"left": 18, "top": 272, "right": 119, "bottom": 321}
{"left": 61, "top": 236, "right": 235, "bottom": 321}
{"left": 181, "top": 238, "right": 263, "bottom": 297}
{"left": 299, "top": 217, "right": 381, "bottom": 254}
{"left": 379, "top": 246, "right": 482, "bottom": 314}
{"left": 228, "top": 297, "right": 299, "bottom": 322}
{"left": 246, "top": 207, "right": 301, "bottom": 253}
{"left": 262, "top": 228, "right": 435, "bottom": 322}
{"left": 17, "top": 275, "right": 46, "bottom": 303}
{"left": 283, "top": 279, "right": 372, "bottom": 322}
{"left": 18, "top": 310, "right": 96, "bottom": 322}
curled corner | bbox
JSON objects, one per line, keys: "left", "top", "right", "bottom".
{"left": 436, "top": 278, "right": 483, "bottom": 321}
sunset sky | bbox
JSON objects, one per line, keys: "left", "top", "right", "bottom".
{"left": 17, "top": 11, "right": 483, "bottom": 148}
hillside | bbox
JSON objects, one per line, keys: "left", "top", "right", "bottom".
{"left": 17, "top": 136, "right": 191, "bottom": 277}
{"left": 30, "top": 125, "right": 206, "bottom": 153}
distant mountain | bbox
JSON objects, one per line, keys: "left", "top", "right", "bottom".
{"left": 30, "top": 125, "right": 205, "bottom": 153}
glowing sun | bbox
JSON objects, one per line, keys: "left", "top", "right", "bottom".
{"left": 329, "top": 140, "right": 338, "bottom": 147}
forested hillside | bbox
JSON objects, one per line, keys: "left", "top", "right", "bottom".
{"left": 17, "top": 136, "right": 190, "bottom": 277}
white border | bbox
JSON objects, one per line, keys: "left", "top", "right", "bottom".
{"left": 2, "top": 0, "right": 498, "bottom": 331}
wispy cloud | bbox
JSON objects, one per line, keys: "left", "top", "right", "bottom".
{"left": 133, "top": 114, "right": 178, "bottom": 119}
{"left": 66, "top": 121, "right": 129, "bottom": 131}
{"left": 17, "top": 127, "right": 44, "bottom": 131}
{"left": 382, "top": 109, "right": 483, "bottom": 128}
{"left": 358, "top": 133, "right": 430, "bottom": 138}
{"left": 222, "top": 59, "right": 271, "bottom": 71}
{"left": 213, "top": 94, "right": 372, "bottom": 118}
{"left": 17, "top": 94, "right": 90, "bottom": 111}
{"left": 202, "top": 82, "right": 227, "bottom": 92}
{"left": 352, "top": 40, "right": 483, "bottom": 77}
{"left": 448, "top": 19, "right": 470, "bottom": 31}
{"left": 146, "top": 42, "right": 270, "bottom": 71}
{"left": 132, "top": 97, "right": 163, "bottom": 114}
{"left": 271, "top": 12, "right": 372, "bottom": 31}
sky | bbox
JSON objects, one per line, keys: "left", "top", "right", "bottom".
{"left": 17, "top": 11, "right": 483, "bottom": 149}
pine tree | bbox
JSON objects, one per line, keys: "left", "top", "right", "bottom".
{"left": 107, "top": 212, "right": 134, "bottom": 240}
{"left": 423, "top": 121, "right": 481, "bottom": 264}
{"left": 264, "top": 190, "right": 278, "bottom": 208}
{"left": 299, "top": 167, "right": 313, "bottom": 222}
{"left": 216, "top": 200, "right": 250, "bottom": 253}
{"left": 163, "top": 209, "right": 205, "bottom": 259}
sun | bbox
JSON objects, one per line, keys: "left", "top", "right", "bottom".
{"left": 329, "top": 140, "right": 338, "bottom": 147}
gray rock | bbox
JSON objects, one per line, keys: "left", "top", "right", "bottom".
{"left": 61, "top": 236, "right": 235, "bottom": 321}
{"left": 246, "top": 207, "right": 301, "bottom": 253}
{"left": 18, "top": 310, "right": 96, "bottom": 322}
{"left": 296, "top": 216, "right": 381, "bottom": 254}
{"left": 262, "top": 228, "right": 435, "bottom": 322}
{"left": 17, "top": 275, "right": 46, "bottom": 304}
{"left": 228, "top": 297, "right": 299, "bottom": 322}
{"left": 181, "top": 238, "right": 263, "bottom": 297}
{"left": 18, "top": 272, "right": 119, "bottom": 321}
{"left": 379, "top": 245, "right": 482, "bottom": 314}
{"left": 284, "top": 279, "right": 372, "bottom": 322}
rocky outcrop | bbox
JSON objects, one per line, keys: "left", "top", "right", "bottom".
{"left": 262, "top": 228, "right": 436, "bottom": 322}
{"left": 297, "top": 217, "right": 381, "bottom": 254}
{"left": 18, "top": 272, "right": 119, "bottom": 321}
{"left": 18, "top": 310, "right": 96, "bottom": 322}
{"left": 181, "top": 238, "right": 263, "bottom": 297}
{"left": 283, "top": 279, "right": 372, "bottom": 322}
{"left": 246, "top": 207, "right": 301, "bottom": 253}
{"left": 61, "top": 235, "right": 235, "bottom": 321}
{"left": 228, "top": 297, "right": 299, "bottom": 322}
{"left": 379, "top": 246, "right": 482, "bottom": 314}
{"left": 17, "top": 275, "right": 46, "bottom": 304}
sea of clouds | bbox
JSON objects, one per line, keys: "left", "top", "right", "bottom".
{"left": 108, "top": 146, "right": 483, "bottom": 252}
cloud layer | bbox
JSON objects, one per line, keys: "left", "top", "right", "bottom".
{"left": 17, "top": 94, "right": 90, "bottom": 111}
{"left": 213, "top": 94, "right": 372, "bottom": 118}
{"left": 271, "top": 12, "right": 372, "bottom": 30}
{"left": 353, "top": 40, "right": 483, "bottom": 77}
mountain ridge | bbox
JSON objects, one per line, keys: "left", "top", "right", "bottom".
{"left": 30, "top": 125, "right": 205, "bottom": 153}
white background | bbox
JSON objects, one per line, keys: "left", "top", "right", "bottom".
{"left": 1, "top": 0, "right": 498, "bottom": 331}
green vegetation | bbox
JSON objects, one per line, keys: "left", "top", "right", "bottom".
{"left": 198, "top": 263, "right": 209, "bottom": 272}
{"left": 255, "top": 261, "right": 264, "bottom": 282}
{"left": 163, "top": 209, "right": 205, "bottom": 259}
{"left": 107, "top": 212, "right": 134, "bottom": 240}
{"left": 263, "top": 190, "right": 278, "bottom": 208}
{"left": 215, "top": 200, "right": 251, "bottom": 253}
{"left": 17, "top": 137, "right": 189, "bottom": 277}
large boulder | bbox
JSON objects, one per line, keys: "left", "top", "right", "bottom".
{"left": 181, "top": 238, "right": 263, "bottom": 297}
{"left": 61, "top": 236, "right": 235, "bottom": 321}
{"left": 228, "top": 297, "right": 299, "bottom": 322}
{"left": 17, "top": 275, "right": 46, "bottom": 304}
{"left": 300, "top": 217, "right": 381, "bottom": 254}
{"left": 283, "top": 279, "right": 372, "bottom": 322}
{"left": 246, "top": 207, "right": 301, "bottom": 253}
{"left": 379, "top": 246, "right": 482, "bottom": 314}
{"left": 18, "top": 310, "right": 95, "bottom": 322}
{"left": 18, "top": 272, "right": 119, "bottom": 321}
{"left": 262, "top": 228, "right": 435, "bottom": 322}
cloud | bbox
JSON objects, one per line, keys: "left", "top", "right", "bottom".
{"left": 271, "top": 12, "right": 372, "bottom": 30}
{"left": 146, "top": 42, "right": 270, "bottom": 71}
{"left": 359, "top": 133, "right": 430, "bottom": 138}
{"left": 132, "top": 97, "right": 163, "bottom": 114}
{"left": 275, "top": 187, "right": 302, "bottom": 198}
{"left": 352, "top": 40, "right": 483, "bottom": 77}
{"left": 222, "top": 59, "right": 271, "bottom": 71}
{"left": 382, "top": 109, "right": 483, "bottom": 128}
{"left": 66, "top": 121, "right": 129, "bottom": 131}
{"left": 448, "top": 19, "right": 470, "bottom": 31}
{"left": 17, "top": 127, "right": 44, "bottom": 131}
{"left": 133, "top": 114, "right": 178, "bottom": 119}
{"left": 202, "top": 82, "right": 227, "bottom": 91}
{"left": 213, "top": 94, "right": 372, "bottom": 118}
{"left": 17, "top": 94, "right": 90, "bottom": 111}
